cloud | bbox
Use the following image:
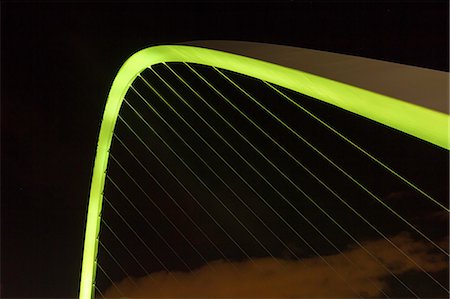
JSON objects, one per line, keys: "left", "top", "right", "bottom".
{"left": 102, "top": 233, "right": 447, "bottom": 298}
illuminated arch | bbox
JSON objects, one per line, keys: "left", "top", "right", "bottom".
{"left": 79, "top": 44, "right": 449, "bottom": 299}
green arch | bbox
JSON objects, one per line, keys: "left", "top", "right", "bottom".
{"left": 79, "top": 45, "right": 449, "bottom": 299}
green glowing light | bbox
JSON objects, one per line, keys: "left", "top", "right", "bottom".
{"left": 79, "top": 45, "right": 449, "bottom": 299}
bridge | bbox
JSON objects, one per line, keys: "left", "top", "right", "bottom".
{"left": 79, "top": 41, "right": 449, "bottom": 298}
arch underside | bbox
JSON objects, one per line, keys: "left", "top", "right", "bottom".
{"left": 79, "top": 45, "right": 449, "bottom": 299}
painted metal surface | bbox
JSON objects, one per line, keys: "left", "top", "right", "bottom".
{"left": 184, "top": 40, "right": 449, "bottom": 114}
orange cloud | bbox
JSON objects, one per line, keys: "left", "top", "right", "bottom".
{"left": 102, "top": 233, "right": 448, "bottom": 298}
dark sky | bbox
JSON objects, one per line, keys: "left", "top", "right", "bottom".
{"left": 1, "top": 1, "right": 449, "bottom": 298}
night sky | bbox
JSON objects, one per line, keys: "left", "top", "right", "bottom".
{"left": 2, "top": 1, "right": 449, "bottom": 298}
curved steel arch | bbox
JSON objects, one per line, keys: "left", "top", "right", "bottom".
{"left": 79, "top": 44, "right": 449, "bottom": 299}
